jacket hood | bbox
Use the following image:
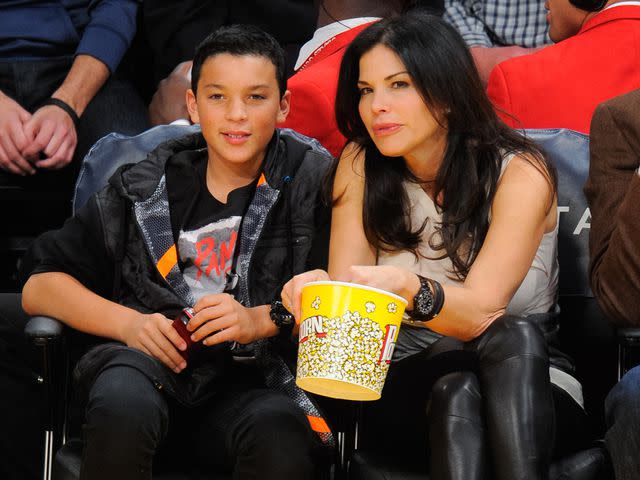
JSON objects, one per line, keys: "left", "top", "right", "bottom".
{"left": 108, "top": 128, "right": 330, "bottom": 202}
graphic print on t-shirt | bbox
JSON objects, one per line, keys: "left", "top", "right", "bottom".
{"left": 178, "top": 216, "right": 241, "bottom": 301}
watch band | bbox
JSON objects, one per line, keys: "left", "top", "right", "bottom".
{"left": 269, "top": 300, "right": 295, "bottom": 338}
{"left": 41, "top": 97, "right": 80, "bottom": 126}
{"left": 407, "top": 275, "right": 444, "bottom": 322}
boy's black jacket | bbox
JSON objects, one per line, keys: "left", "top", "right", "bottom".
{"left": 22, "top": 129, "right": 333, "bottom": 431}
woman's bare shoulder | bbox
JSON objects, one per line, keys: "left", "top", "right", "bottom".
{"left": 333, "top": 142, "right": 366, "bottom": 201}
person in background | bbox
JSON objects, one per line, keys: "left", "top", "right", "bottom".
{"left": 145, "top": 0, "right": 317, "bottom": 126}
{"left": 487, "top": 0, "right": 640, "bottom": 133}
{"left": 585, "top": 88, "right": 640, "bottom": 480}
{"left": 280, "top": 0, "right": 444, "bottom": 157}
{"left": 443, "top": 0, "right": 550, "bottom": 85}
{"left": 0, "top": 0, "right": 148, "bottom": 178}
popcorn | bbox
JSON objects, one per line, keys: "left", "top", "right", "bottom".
{"left": 365, "top": 302, "right": 376, "bottom": 313}
{"left": 311, "top": 296, "right": 321, "bottom": 310}
{"left": 297, "top": 309, "right": 393, "bottom": 393}
{"left": 387, "top": 302, "right": 397, "bottom": 314}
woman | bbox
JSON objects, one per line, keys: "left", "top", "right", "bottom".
{"left": 282, "top": 12, "right": 591, "bottom": 480}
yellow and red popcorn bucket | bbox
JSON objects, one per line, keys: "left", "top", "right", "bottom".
{"left": 296, "top": 281, "right": 407, "bottom": 401}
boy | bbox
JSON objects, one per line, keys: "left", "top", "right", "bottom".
{"left": 21, "top": 25, "right": 332, "bottom": 479}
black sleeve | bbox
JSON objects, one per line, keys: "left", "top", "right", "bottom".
{"left": 143, "top": 0, "right": 316, "bottom": 83}
{"left": 143, "top": 0, "right": 228, "bottom": 82}
{"left": 19, "top": 194, "right": 115, "bottom": 299}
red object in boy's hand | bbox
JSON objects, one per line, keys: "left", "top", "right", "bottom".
{"left": 172, "top": 307, "right": 197, "bottom": 360}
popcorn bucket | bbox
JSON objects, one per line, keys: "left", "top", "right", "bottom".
{"left": 296, "top": 281, "right": 407, "bottom": 401}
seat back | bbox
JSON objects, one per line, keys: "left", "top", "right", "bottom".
{"left": 73, "top": 124, "right": 200, "bottom": 213}
{"left": 522, "top": 129, "right": 591, "bottom": 297}
{"left": 524, "top": 128, "right": 616, "bottom": 434}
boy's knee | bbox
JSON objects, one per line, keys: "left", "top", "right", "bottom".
{"left": 85, "top": 366, "right": 168, "bottom": 446}
{"left": 237, "top": 392, "right": 318, "bottom": 476}
{"left": 246, "top": 393, "right": 312, "bottom": 441}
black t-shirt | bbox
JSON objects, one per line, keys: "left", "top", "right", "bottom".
{"left": 166, "top": 150, "right": 256, "bottom": 301}
{"left": 21, "top": 150, "right": 257, "bottom": 303}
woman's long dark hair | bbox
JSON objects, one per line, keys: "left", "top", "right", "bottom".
{"left": 333, "top": 12, "right": 555, "bottom": 280}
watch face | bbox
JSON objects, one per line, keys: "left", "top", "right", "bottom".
{"left": 411, "top": 277, "right": 434, "bottom": 320}
{"left": 270, "top": 301, "right": 294, "bottom": 327}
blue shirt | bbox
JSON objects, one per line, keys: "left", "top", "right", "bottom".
{"left": 0, "top": 0, "right": 139, "bottom": 73}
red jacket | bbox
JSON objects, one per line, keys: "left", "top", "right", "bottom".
{"left": 280, "top": 22, "right": 375, "bottom": 157}
{"left": 487, "top": 6, "right": 640, "bottom": 134}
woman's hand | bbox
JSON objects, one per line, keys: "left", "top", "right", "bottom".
{"left": 281, "top": 269, "right": 330, "bottom": 323}
{"left": 121, "top": 312, "right": 188, "bottom": 373}
{"left": 188, "top": 293, "right": 264, "bottom": 346}
{"left": 342, "top": 265, "right": 420, "bottom": 308}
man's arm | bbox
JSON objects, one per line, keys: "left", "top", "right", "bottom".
{"left": 148, "top": 61, "right": 192, "bottom": 126}
{"left": 443, "top": 0, "right": 492, "bottom": 47}
{"left": 22, "top": 0, "right": 138, "bottom": 168}
{"left": 486, "top": 64, "right": 518, "bottom": 128}
{"left": 471, "top": 46, "right": 540, "bottom": 86}
{"left": 22, "top": 55, "right": 110, "bottom": 169}
{"left": 585, "top": 99, "right": 640, "bottom": 327}
{"left": 444, "top": 0, "right": 544, "bottom": 84}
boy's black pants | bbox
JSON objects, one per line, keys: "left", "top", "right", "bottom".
{"left": 80, "top": 364, "right": 323, "bottom": 480}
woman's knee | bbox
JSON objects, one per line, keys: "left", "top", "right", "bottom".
{"left": 475, "top": 315, "right": 548, "bottom": 363}
{"left": 428, "top": 371, "right": 482, "bottom": 419}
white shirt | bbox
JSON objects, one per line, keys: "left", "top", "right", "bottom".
{"left": 604, "top": 1, "right": 640, "bottom": 9}
{"left": 294, "top": 17, "right": 380, "bottom": 70}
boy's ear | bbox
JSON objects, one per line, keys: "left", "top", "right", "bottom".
{"left": 186, "top": 89, "right": 200, "bottom": 124}
{"left": 277, "top": 90, "right": 291, "bottom": 124}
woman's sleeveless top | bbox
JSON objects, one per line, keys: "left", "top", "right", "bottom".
{"left": 377, "top": 155, "right": 558, "bottom": 316}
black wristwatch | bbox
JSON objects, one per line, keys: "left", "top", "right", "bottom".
{"left": 407, "top": 275, "right": 436, "bottom": 321}
{"left": 269, "top": 300, "right": 295, "bottom": 338}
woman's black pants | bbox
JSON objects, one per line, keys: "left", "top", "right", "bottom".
{"left": 361, "top": 315, "right": 591, "bottom": 480}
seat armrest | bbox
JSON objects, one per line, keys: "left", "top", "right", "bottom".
{"left": 617, "top": 328, "right": 640, "bottom": 347}
{"left": 25, "top": 316, "right": 65, "bottom": 346}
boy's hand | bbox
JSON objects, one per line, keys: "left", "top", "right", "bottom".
{"left": 280, "top": 269, "right": 330, "bottom": 323}
{"left": 122, "top": 312, "right": 188, "bottom": 373}
{"left": 188, "top": 293, "right": 260, "bottom": 346}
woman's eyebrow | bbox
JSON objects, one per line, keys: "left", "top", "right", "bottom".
{"left": 357, "top": 71, "right": 409, "bottom": 85}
